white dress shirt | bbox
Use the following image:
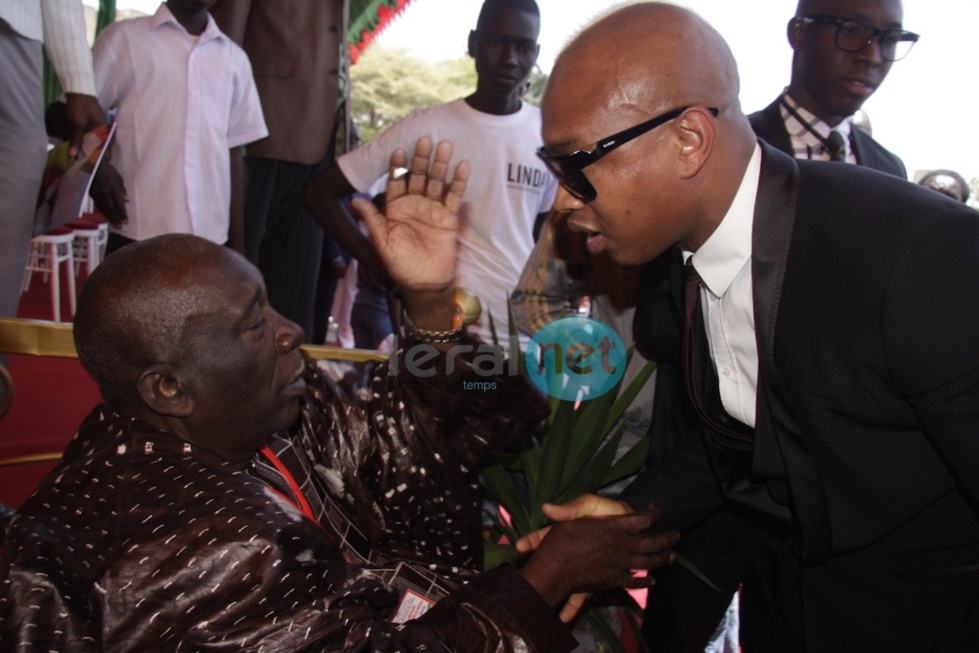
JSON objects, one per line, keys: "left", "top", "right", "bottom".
{"left": 683, "top": 144, "right": 762, "bottom": 428}
{"left": 92, "top": 4, "right": 267, "bottom": 243}
{"left": 0, "top": 0, "right": 97, "bottom": 95}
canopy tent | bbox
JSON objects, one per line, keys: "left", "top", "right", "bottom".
{"left": 44, "top": 0, "right": 413, "bottom": 105}
{"left": 348, "top": 0, "right": 413, "bottom": 63}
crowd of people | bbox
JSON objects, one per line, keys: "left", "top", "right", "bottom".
{"left": 1, "top": 0, "right": 978, "bottom": 650}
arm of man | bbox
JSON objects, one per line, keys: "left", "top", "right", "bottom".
{"left": 305, "top": 162, "right": 394, "bottom": 287}
{"left": 227, "top": 145, "right": 246, "bottom": 253}
{"left": 511, "top": 211, "right": 588, "bottom": 335}
{"left": 307, "top": 136, "right": 677, "bottom": 648}
{"left": 883, "top": 206, "right": 979, "bottom": 505}
{"left": 87, "top": 26, "right": 128, "bottom": 226}
{"left": 40, "top": 0, "right": 105, "bottom": 155}
{"left": 878, "top": 205, "right": 979, "bottom": 650}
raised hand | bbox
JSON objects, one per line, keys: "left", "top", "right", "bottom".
{"left": 349, "top": 137, "right": 469, "bottom": 294}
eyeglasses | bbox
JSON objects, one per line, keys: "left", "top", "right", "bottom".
{"left": 800, "top": 15, "right": 919, "bottom": 61}
{"left": 537, "top": 106, "right": 718, "bottom": 202}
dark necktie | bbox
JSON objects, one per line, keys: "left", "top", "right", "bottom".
{"left": 681, "top": 260, "right": 754, "bottom": 443}
{"left": 825, "top": 129, "right": 846, "bottom": 162}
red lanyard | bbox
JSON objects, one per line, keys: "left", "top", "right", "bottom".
{"left": 259, "top": 445, "right": 321, "bottom": 528}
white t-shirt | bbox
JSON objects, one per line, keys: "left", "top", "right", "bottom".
{"left": 92, "top": 4, "right": 267, "bottom": 243}
{"left": 338, "top": 98, "right": 557, "bottom": 348}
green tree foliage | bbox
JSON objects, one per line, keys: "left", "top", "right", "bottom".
{"left": 350, "top": 47, "right": 477, "bottom": 143}
{"left": 350, "top": 46, "right": 549, "bottom": 143}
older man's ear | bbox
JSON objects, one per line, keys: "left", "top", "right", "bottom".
{"left": 137, "top": 365, "right": 193, "bottom": 418}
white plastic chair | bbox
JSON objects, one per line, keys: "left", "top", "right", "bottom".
{"left": 69, "top": 219, "right": 102, "bottom": 277}
{"left": 21, "top": 227, "right": 77, "bottom": 323}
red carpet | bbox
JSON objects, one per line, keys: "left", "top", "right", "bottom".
{"left": 0, "top": 265, "right": 100, "bottom": 508}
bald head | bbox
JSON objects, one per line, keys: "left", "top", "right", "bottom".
{"left": 547, "top": 3, "right": 742, "bottom": 125}
{"left": 75, "top": 235, "right": 237, "bottom": 408}
{"left": 541, "top": 2, "right": 757, "bottom": 261}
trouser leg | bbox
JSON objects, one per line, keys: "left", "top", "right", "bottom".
{"left": 0, "top": 21, "right": 48, "bottom": 321}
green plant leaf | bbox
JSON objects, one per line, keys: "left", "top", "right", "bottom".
{"left": 480, "top": 462, "right": 531, "bottom": 535}
{"left": 675, "top": 552, "right": 722, "bottom": 593}
{"left": 601, "top": 430, "right": 650, "bottom": 489}
{"left": 622, "top": 603, "right": 653, "bottom": 653}
{"left": 487, "top": 310, "right": 499, "bottom": 345}
{"left": 604, "top": 355, "right": 656, "bottom": 435}
{"left": 520, "top": 440, "right": 542, "bottom": 500}
{"left": 557, "top": 421, "right": 626, "bottom": 503}
{"left": 483, "top": 542, "right": 518, "bottom": 571}
{"left": 583, "top": 608, "right": 626, "bottom": 653}
{"left": 531, "top": 396, "right": 574, "bottom": 519}
{"left": 564, "top": 388, "right": 618, "bottom": 482}
{"left": 506, "top": 295, "right": 525, "bottom": 377}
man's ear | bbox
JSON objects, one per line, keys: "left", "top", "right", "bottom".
{"left": 468, "top": 29, "right": 477, "bottom": 58}
{"left": 787, "top": 17, "right": 806, "bottom": 51}
{"left": 136, "top": 364, "right": 193, "bottom": 418}
{"left": 674, "top": 107, "right": 715, "bottom": 180}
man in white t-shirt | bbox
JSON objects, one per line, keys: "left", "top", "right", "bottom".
{"left": 305, "top": 0, "right": 556, "bottom": 349}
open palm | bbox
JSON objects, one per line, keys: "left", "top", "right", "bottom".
{"left": 350, "top": 137, "right": 469, "bottom": 293}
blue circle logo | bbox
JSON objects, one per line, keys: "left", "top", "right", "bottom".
{"left": 525, "top": 317, "right": 627, "bottom": 401}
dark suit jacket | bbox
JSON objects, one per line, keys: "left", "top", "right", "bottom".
{"left": 211, "top": 0, "right": 344, "bottom": 165}
{"left": 748, "top": 97, "right": 907, "bottom": 179}
{"left": 624, "top": 142, "right": 979, "bottom": 649}
{"left": 635, "top": 99, "right": 909, "bottom": 475}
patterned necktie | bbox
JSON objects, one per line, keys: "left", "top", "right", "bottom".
{"left": 825, "top": 129, "right": 846, "bottom": 162}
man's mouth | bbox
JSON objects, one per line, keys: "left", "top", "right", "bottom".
{"left": 585, "top": 232, "right": 606, "bottom": 255}
{"left": 494, "top": 75, "right": 520, "bottom": 87}
{"left": 839, "top": 77, "right": 877, "bottom": 98}
{"left": 283, "top": 364, "right": 307, "bottom": 396}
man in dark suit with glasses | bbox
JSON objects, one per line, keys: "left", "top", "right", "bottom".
{"left": 749, "top": 0, "right": 915, "bottom": 177}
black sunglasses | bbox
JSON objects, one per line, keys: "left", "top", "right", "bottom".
{"left": 537, "top": 106, "right": 719, "bottom": 202}
{"left": 800, "top": 15, "right": 919, "bottom": 61}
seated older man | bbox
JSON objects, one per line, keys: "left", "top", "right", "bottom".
{"left": 0, "top": 139, "right": 677, "bottom": 651}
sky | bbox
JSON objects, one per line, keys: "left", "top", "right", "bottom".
{"left": 99, "top": 0, "right": 978, "bottom": 181}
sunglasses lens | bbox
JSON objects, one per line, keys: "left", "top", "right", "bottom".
{"left": 562, "top": 173, "right": 595, "bottom": 202}
{"left": 543, "top": 161, "right": 594, "bottom": 201}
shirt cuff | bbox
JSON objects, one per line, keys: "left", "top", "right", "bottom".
{"left": 40, "top": 0, "right": 98, "bottom": 96}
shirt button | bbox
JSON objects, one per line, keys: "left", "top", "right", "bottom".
{"left": 722, "top": 367, "right": 733, "bottom": 378}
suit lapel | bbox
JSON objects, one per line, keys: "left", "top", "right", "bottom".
{"left": 752, "top": 142, "right": 833, "bottom": 562}
{"left": 750, "top": 99, "right": 794, "bottom": 156}
{"left": 850, "top": 128, "right": 876, "bottom": 169}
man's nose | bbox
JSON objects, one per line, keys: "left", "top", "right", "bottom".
{"left": 273, "top": 312, "right": 305, "bottom": 352}
{"left": 500, "top": 42, "right": 518, "bottom": 65}
{"left": 553, "top": 185, "right": 585, "bottom": 212}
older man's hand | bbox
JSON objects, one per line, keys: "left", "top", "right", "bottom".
{"left": 517, "top": 508, "right": 679, "bottom": 620}
{"left": 350, "top": 137, "right": 468, "bottom": 294}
